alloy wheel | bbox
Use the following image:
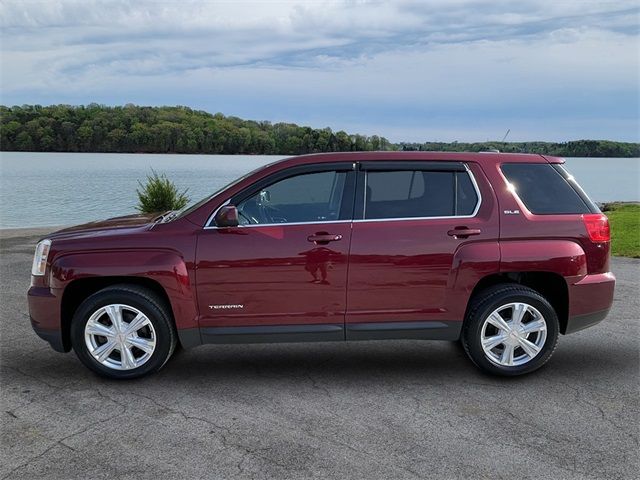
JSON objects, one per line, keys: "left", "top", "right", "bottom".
{"left": 84, "top": 304, "right": 156, "bottom": 370}
{"left": 480, "top": 302, "right": 547, "bottom": 367}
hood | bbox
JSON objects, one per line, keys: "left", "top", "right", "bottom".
{"left": 46, "top": 213, "right": 158, "bottom": 240}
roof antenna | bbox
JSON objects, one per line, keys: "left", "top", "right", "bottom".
{"left": 482, "top": 129, "right": 510, "bottom": 153}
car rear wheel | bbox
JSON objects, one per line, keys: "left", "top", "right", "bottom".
{"left": 71, "top": 285, "right": 177, "bottom": 379}
{"left": 462, "top": 284, "right": 559, "bottom": 376}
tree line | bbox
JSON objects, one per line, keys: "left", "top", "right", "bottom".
{"left": 0, "top": 104, "right": 391, "bottom": 155}
{"left": 398, "top": 140, "right": 640, "bottom": 158}
{"left": 1, "top": 104, "right": 638, "bottom": 157}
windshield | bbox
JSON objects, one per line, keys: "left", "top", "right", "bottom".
{"left": 172, "top": 160, "right": 283, "bottom": 220}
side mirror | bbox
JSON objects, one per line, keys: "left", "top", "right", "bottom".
{"left": 214, "top": 205, "right": 239, "bottom": 227}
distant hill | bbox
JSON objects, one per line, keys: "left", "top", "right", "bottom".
{"left": 1, "top": 104, "right": 638, "bottom": 157}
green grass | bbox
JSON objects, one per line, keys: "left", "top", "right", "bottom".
{"left": 602, "top": 203, "right": 640, "bottom": 258}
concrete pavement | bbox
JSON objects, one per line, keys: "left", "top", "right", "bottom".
{"left": 1, "top": 228, "right": 638, "bottom": 479}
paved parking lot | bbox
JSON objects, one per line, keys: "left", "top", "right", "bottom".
{"left": 1, "top": 228, "right": 638, "bottom": 479}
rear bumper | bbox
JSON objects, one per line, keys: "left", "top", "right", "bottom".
{"left": 566, "top": 272, "right": 615, "bottom": 334}
{"left": 28, "top": 286, "right": 67, "bottom": 352}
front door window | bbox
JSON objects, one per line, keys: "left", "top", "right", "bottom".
{"left": 237, "top": 171, "right": 347, "bottom": 225}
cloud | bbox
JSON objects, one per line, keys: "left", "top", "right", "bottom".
{"left": 1, "top": 0, "right": 638, "bottom": 141}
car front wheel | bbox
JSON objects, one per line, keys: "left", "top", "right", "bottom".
{"left": 462, "top": 284, "right": 559, "bottom": 376}
{"left": 70, "top": 285, "right": 177, "bottom": 379}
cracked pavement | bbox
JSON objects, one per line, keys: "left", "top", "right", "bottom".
{"left": 1, "top": 228, "right": 638, "bottom": 479}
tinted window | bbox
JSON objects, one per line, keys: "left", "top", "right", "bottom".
{"left": 364, "top": 169, "right": 478, "bottom": 219}
{"left": 501, "top": 163, "right": 590, "bottom": 214}
{"left": 456, "top": 171, "right": 478, "bottom": 215}
{"left": 368, "top": 171, "right": 424, "bottom": 201}
{"left": 238, "top": 171, "right": 346, "bottom": 224}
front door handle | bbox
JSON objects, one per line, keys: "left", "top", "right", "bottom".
{"left": 308, "top": 233, "right": 343, "bottom": 244}
{"left": 447, "top": 227, "right": 481, "bottom": 239}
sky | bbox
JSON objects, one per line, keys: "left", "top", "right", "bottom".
{"left": 1, "top": 0, "right": 639, "bottom": 142}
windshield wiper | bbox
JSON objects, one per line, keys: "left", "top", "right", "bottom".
{"left": 153, "top": 211, "right": 175, "bottom": 223}
{"left": 159, "top": 210, "right": 179, "bottom": 223}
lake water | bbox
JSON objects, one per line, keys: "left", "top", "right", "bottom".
{"left": 0, "top": 152, "right": 638, "bottom": 229}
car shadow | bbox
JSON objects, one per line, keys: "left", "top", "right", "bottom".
{"left": 120, "top": 340, "right": 497, "bottom": 390}
{"left": 10, "top": 338, "right": 637, "bottom": 391}
{"left": 144, "top": 338, "right": 638, "bottom": 387}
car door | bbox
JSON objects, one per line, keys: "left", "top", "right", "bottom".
{"left": 195, "top": 163, "right": 355, "bottom": 343}
{"left": 345, "top": 161, "right": 498, "bottom": 340}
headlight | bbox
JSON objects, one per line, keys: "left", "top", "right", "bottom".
{"left": 31, "top": 239, "right": 51, "bottom": 276}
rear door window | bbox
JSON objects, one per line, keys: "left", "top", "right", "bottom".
{"left": 456, "top": 171, "right": 478, "bottom": 215}
{"left": 501, "top": 163, "right": 591, "bottom": 214}
{"left": 364, "top": 169, "right": 478, "bottom": 220}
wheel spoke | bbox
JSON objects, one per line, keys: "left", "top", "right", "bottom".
{"left": 85, "top": 303, "right": 157, "bottom": 371}
{"left": 487, "top": 312, "right": 510, "bottom": 333}
{"left": 521, "top": 319, "right": 546, "bottom": 335}
{"left": 86, "top": 322, "right": 115, "bottom": 338}
{"left": 93, "top": 340, "right": 117, "bottom": 362}
{"left": 105, "top": 304, "right": 125, "bottom": 331}
{"left": 482, "top": 334, "right": 506, "bottom": 351}
{"left": 481, "top": 302, "right": 547, "bottom": 368}
{"left": 119, "top": 345, "right": 137, "bottom": 370}
{"left": 500, "top": 344, "right": 515, "bottom": 366}
{"left": 511, "top": 303, "right": 527, "bottom": 326}
{"left": 125, "top": 313, "right": 150, "bottom": 334}
{"left": 127, "top": 336, "right": 155, "bottom": 354}
{"left": 518, "top": 337, "right": 541, "bottom": 358}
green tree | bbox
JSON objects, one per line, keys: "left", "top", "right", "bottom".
{"left": 1, "top": 104, "right": 638, "bottom": 157}
{"left": 136, "top": 170, "right": 190, "bottom": 213}
{"left": 15, "top": 131, "right": 34, "bottom": 150}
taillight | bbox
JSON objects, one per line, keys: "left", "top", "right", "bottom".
{"left": 582, "top": 214, "right": 610, "bottom": 242}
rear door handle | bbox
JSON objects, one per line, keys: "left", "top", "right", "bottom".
{"left": 447, "top": 228, "right": 481, "bottom": 238}
{"left": 307, "top": 233, "right": 343, "bottom": 244}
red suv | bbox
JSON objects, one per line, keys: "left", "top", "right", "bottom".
{"left": 28, "top": 152, "right": 615, "bottom": 379}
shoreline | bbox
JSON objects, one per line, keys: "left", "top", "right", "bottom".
{"left": 0, "top": 226, "right": 67, "bottom": 239}
{"left": 2, "top": 151, "right": 640, "bottom": 159}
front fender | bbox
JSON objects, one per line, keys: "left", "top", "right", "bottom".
{"left": 50, "top": 249, "right": 199, "bottom": 330}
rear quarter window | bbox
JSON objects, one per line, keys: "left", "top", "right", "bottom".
{"left": 501, "top": 163, "right": 591, "bottom": 214}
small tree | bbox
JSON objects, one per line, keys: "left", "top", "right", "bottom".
{"left": 136, "top": 170, "right": 190, "bottom": 214}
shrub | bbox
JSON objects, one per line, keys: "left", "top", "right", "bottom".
{"left": 136, "top": 170, "right": 190, "bottom": 214}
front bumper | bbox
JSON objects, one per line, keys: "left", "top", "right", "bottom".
{"left": 566, "top": 272, "right": 615, "bottom": 334}
{"left": 28, "top": 286, "right": 66, "bottom": 352}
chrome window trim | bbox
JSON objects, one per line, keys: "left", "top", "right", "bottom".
{"left": 355, "top": 163, "right": 482, "bottom": 223}
{"left": 203, "top": 162, "right": 482, "bottom": 229}
{"left": 352, "top": 214, "right": 476, "bottom": 223}
{"left": 204, "top": 219, "right": 351, "bottom": 230}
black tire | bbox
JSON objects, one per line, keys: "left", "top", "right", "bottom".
{"left": 70, "top": 284, "right": 177, "bottom": 379}
{"left": 461, "top": 283, "right": 559, "bottom": 377}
